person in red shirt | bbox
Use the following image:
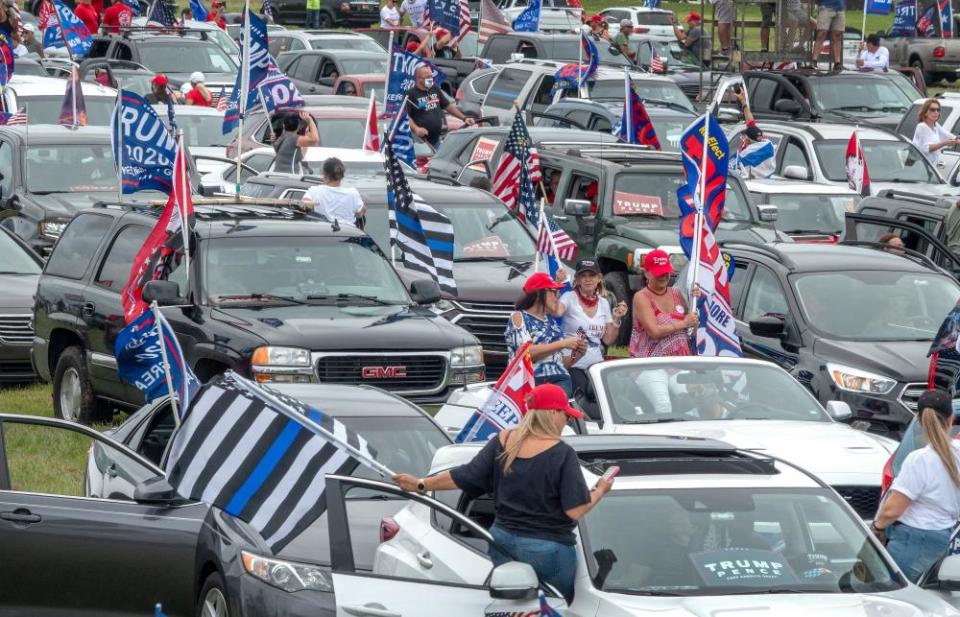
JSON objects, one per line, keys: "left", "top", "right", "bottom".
{"left": 206, "top": 0, "right": 227, "bottom": 29}
{"left": 101, "top": 0, "right": 132, "bottom": 34}
{"left": 73, "top": 0, "right": 99, "bottom": 35}
{"left": 184, "top": 71, "right": 212, "bottom": 106}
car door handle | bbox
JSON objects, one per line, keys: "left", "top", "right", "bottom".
{"left": 416, "top": 550, "right": 433, "bottom": 569}
{"left": 342, "top": 604, "right": 402, "bottom": 617}
{"left": 82, "top": 301, "right": 95, "bottom": 316}
{"left": 1, "top": 509, "right": 41, "bottom": 524}
{"left": 106, "top": 463, "right": 118, "bottom": 478}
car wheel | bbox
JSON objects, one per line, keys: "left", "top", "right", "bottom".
{"left": 197, "top": 572, "right": 230, "bottom": 617}
{"left": 318, "top": 11, "right": 333, "bottom": 27}
{"left": 911, "top": 58, "right": 932, "bottom": 85}
{"left": 603, "top": 271, "right": 632, "bottom": 348}
{"left": 52, "top": 346, "right": 110, "bottom": 425}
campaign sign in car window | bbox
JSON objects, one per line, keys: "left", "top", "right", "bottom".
{"left": 691, "top": 549, "right": 799, "bottom": 587}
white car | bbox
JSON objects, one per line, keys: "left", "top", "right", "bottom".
{"left": 499, "top": 0, "right": 582, "bottom": 31}
{"left": 196, "top": 147, "right": 277, "bottom": 195}
{"left": 598, "top": 6, "right": 676, "bottom": 38}
{"left": 363, "top": 434, "right": 960, "bottom": 615}
{"left": 896, "top": 94, "right": 960, "bottom": 179}
{"left": 153, "top": 104, "right": 237, "bottom": 163}
{"left": 4, "top": 75, "right": 116, "bottom": 125}
{"left": 744, "top": 178, "right": 860, "bottom": 243}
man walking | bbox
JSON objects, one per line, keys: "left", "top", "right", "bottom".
{"left": 405, "top": 65, "right": 474, "bottom": 148}
{"left": 812, "top": 0, "right": 845, "bottom": 71}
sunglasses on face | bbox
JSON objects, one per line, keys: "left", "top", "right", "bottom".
{"left": 931, "top": 108, "right": 942, "bottom": 112}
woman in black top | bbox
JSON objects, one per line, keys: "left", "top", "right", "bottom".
{"left": 393, "top": 384, "right": 614, "bottom": 602}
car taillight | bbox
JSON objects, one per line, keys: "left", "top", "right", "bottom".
{"left": 880, "top": 453, "right": 894, "bottom": 497}
{"left": 935, "top": 45, "right": 946, "bottom": 58}
{"left": 380, "top": 516, "right": 400, "bottom": 543}
{"left": 455, "top": 86, "right": 463, "bottom": 102}
{"left": 416, "top": 155, "right": 430, "bottom": 175}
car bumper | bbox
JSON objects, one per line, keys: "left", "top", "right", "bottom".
{"left": 233, "top": 572, "right": 336, "bottom": 617}
{"left": 928, "top": 62, "right": 960, "bottom": 73}
{"left": 0, "top": 342, "right": 35, "bottom": 382}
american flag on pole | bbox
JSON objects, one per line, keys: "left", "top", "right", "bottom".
{"left": 478, "top": 0, "right": 509, "bottom": 45}
{"left": 213, "top": 87, "right": 229, "bottom": 112}
{"left": 537, "top": 202, "right": 577, "bottom": 261}
{"left": 0, "top": 108, "right": 27, "bottom": 125}
{"left": 492, "top": 109, "right": 541, "bottom": 212}
{"left": 454, "top": 0, "right": 471, "bottom": 43}
{"left": 650, "top": 48, "right": 666, "bottom": 73}
{"left": 37, "top": 0, "right": 55, "bottom": 30}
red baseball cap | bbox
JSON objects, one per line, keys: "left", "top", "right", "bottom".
{"left": 405, "top": 40, "right": 420, "bottom": 52}
{"left": 643, "top": 249, "right": 674, "bottom": 278}
{"left": 523, "top": 272, "right": 565, "bottom": 294}
{"left": 526, "top": 383, "right": 584, "bottom": 419}
{"left": 152, "top": 74, "right": 168, "bottom": 86}
{"left": 587, "top": 13, "right": 603, "bottom": 24}
{"left": 686, "top": 11, "right": 701, "bottom": 22}
{"left": 435, "top": 28, "right": 450, "bottom": 39}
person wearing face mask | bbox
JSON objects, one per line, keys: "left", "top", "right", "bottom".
{"left": 404, "top": 65, "right": 474, "bottom": 148}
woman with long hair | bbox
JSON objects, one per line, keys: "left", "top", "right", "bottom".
{"left": 393, "top": 383, "right": 614, "bottom": 603}
{"left": 872, "top": 389, "right": 960, "bottom": 582}
{"left": 912, "top": 98, "right": 960, "bottom": 167}
{"left": 505, "top": 272, "right": 586, "bottom": 396}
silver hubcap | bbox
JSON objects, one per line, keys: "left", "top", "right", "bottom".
{"left": 201, "top": 587, "right": 227, "bottom": 617}
{"left": 59, "top": 367, "right": 82, "bottom": 422}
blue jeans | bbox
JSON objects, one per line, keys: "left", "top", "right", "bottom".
{"left": 886, "top": 522, "right": 953, "bottom": 582}
{"left": 537, "top": 373, "right": 573, "bottom": 397}
{"left": 305, "top": 8, "right": 320, "bottom": 27}
{"left": 489, "top": 525, "right": 578, "bottom": 603}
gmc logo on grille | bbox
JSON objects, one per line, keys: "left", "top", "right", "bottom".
{"left": 361, "top": 366, "right": 408, "bottom": 379}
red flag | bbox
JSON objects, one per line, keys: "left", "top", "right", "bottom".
{"left": 363, "top": 92, "right": 379, "bottom": 152}
{"left": 845, "top": 131, "right": 870, "bottom": 197}
{"left": 455, "top": 341, "right": 534, "bottom": 442}
{"left": 37, "top": 0, "right": 55, "bottom": 30}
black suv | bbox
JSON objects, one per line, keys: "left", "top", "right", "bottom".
{"left": 716, "top": 240, "right": 960, "bottom": 437}
{"left": 268, "top": 0, "right": 379, "bottom": 27}
{"left": 32, "top": 200, "right": 484, "bottom": 423}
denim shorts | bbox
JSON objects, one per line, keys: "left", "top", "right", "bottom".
{"left": 489, "top": 525, "right": 578, "bottom": 603}
{"left": 886, "top": 522, "right": 954, "bottom": 583}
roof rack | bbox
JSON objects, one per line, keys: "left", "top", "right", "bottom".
{"left": 873, "top": 189, "right": 954, "bottom": 208}
{"left": 838, "top": 240, "right": 943, "bottom": 273}
{"left": 718, "top": 240, "right": 796, "bottom": 269}
{"left": 94, "top": 196, "right": 306, "bottom": 210}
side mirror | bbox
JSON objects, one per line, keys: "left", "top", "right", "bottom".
{"left": 782, "top": 165, "right": 810, "bottom": 181}
{"left": 756, "top": 203, "right": 779, "bottom": 222}
{"left": 134, "top": 476, "right": 191, "bottom": 506}
{"left": 509, "top": 52, "right": 525, "bottom": 62}
{"left": 936, "top": 554, "right": 960, "bottom": 591}
{"left": 749, "top": 314, "right": 785, "bottom": 338}
{"left": 607, "top": 44, "right": 622, "bottom": 57}
{"left": 410, "top": 279, "right": 442, "bottom": 305}
{"left": 489, "top": 561, "right": 539, "bottom": 600}
{"left": 717, "top": 106, "right": 741, "bottom": 123}
{"left": 142, "top": 280, "right": 182, "bottom": 306}
{"left": 564, "top": 198, "right": 592, "bottom": 217}
{"left": 826, "top": 400, "right": 853, "bottom": 421}
{"left": 773, "top": 98, "right": 802, "bottom": 114}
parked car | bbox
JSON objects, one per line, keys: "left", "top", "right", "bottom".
{"left": 895, "top": 92, "right": 960, "bottom": 178}
{"left": 744, "top": 178, "right": 860, "bottom": 243}
{"left": 195, "top": 147, "right": 277, "bottom": 194}
{"left": 155, "top": 104, "right": 237, "bottom": 161}
{"left": 276, "top": 50, "right": 388, "bottom": 96}
{"left": 224, "top": 106, "right": 369, "bottom": 158}
{"left": 267, "top": 0, "right": 379, "bottom": 28}
{"left": 77, "top": 58, "right": 155, "bottom": 96}
{"left": 2, "top": 74, "right": 117, "bottom": 125}
{"left": 130, "top": 18, "right": 240, "bottom": 55}
{"left": 268, "top": 29, "right": 385, "bottom": 56}
{"left": 0, "top": 227, "right": 42, "bottom": 382}
{"left": 598, "top": 6, "right": 676, "bottom": 37}
{"left": 31, "top": 200, "right": 484, "bottom": 423}
{"left": 717, "top": 240, "right": 960, "bottom": 437}
{"left": 879, "top": 26, "right": 960, "bottom": 85}
{"left": 880, "top": 398, "right": 960, "bottom": 496}
{"left": 330, "top": 74, "right": 385, "bottom": 97}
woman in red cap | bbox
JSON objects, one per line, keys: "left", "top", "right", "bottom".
{"left": 393, "top": 382, "right": 614, "bottom": 603}
{"left": 505, "top": 272, "right": 586, "bottom": 396}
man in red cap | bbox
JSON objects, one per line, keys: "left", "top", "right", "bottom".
{"left": 207, "top": 0, "right": 227, "bottom": 29}
{"left": 432, "top": 27, "right": 461, "bottom": 59}
{"left": 405, "top": 38, "right": 427, "bottom": 56}
{"left": 670, "top": 11, "right": 709, "bottom": 65}
{"left": 144, "top": 74, "right": 181, "bottom": 105}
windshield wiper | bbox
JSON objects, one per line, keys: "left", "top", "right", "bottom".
{"left": 306, "top": 293, "right": 399, "bottom": 306}
{"left": 213, "top": 293, "right": 309, "bottom": 305}
{"left": 0, "top": 271, "right": 32, "bottom": 275}
{"left": 641, "top": 98, "right": 694, "bottom": 113}
{"left": 454, "top": 256, "right": 507, "bottom": 262}
{"left": 718, "top": 588, "right": 812, "bottom": 595}
{"left": 630, "top": 417, "right": 687, "bottom": 424}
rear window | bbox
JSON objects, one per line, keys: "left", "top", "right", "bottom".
{"left": 898, "top": 104, "right": 955, "bottom": 139}
{"left": 486, "top": 69, "right": 532, "bottom": 109}
{"left": 45, "top": 214, "right": 113, "bottom": 280}
{"left": 635, "top": 11, "right": 672, "bottom": 25}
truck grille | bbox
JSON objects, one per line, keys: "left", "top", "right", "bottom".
{"left": 0, "top": 315, "right": 33, "bottom": 345}
{"left": 315, "top": 354, "right": 447, "bottom": 393}
{"left": 451, "top": 300, "right": 512, "bottom": 375}
{"left": 834, "top": 486, "right": 880, "bottom": 519}
{"left": 899, "top": 383, "right": 926, "bottom": 413}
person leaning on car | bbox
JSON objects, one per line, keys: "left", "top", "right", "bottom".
{"left": 393, "top": 383, "right": 614, "bottom": 604}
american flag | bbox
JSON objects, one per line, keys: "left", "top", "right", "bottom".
{"left": 0, "top": 108, "right": 27, "bottom": 125}
{"left": 478, "top": 0, "right": 509, "bottom": 45}
{"left": 37, "top": 0, "right": 54, "bottom": 30}
{"left": 536, "top": 199, "right": 577, "bottom": 261}
{"left": 492, "top": 109, "right": 541, "bottom": 213}
{"left": 262, "top": 0, "right": 274, "bottom": 21}
{"left": 213, "top": 87, "right": 228, "bottom": 111}
{"left": 423, "top": 0, "right": 471, "bottom": 44}
{"left": 147, "top": 0, "right": 176, "bottom": 29}
{"left": 650, "top": 49, "right": 665, "bottom": 73}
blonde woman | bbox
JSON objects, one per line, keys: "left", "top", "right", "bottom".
{"left": 912, "top": 98, "right": 960, "bottom": 167}
{"left": 873, "top": 389, "right": 960, "bottom": 582}
{"left": 393, "top": 384, "right": 614, "bottom": 602}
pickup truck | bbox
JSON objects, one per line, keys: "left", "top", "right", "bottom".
{"left": 879, "top": 28, "right": 960, "bottom": 85}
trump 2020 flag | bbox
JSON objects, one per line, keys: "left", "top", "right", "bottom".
{"left": 866, "top": 0, "right": 891, "bottom": 14}
{"left": 256, "top": 68, "right": 305, "bottom": 113}
{"left": 223, "top": 10, "right": 271, "bottom": 134}
{"left": 891, "top": 0, "right": 918, "bottom": 35}
{"left": 846, "top": 131, "right": 870, "bottom": 197}
{"left": 512, "top": 0, "right": 540, "bottom": 32}
{"left": 164, "top": 371, "right": 384, "bottom": 554}
{"left": 382, "top": 103, "right": 415, "bottom": 167}
{"left": 385, "top": 50, "right": 445, "bottom": 118}
{"left": 189, "top": 0, "right": 208, "bottom": 21}
{"left": 112, "top": 89, "right": 177, "bottom": 194}
{"left": 678, "top": 114, "right": 728, "bottom": 236}
{"left": 114, "top": 305, "right": 201, "bottom": 413}
{"left": 44, "top": 0, "right": 93, "bottom": 57}
{"left": 617, "top": 73, "right": 660, "bottom": 150}
{"left": 456, "top": 341, "right": 534, "bottom": 443}
{"left": 552, "top": 31, "right": 598, "bottom": 93}
{"left": 428, "top": 0, "right": 463, "bottom": 36}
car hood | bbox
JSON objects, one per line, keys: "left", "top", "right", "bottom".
{"left": 813, "top": 338, "right": 930, "bottom": 383}
{"left": 210, "top": 303, "right": 478, "bottom": 350}
{"left": 27, "top": 191, "right": 137, "bottom": 219}
{"left": 395, "top": 259, "right": 531, "bottom": 305}
{"left": 615, "top": 219, "right": 780, "bottom": 247}
{"left": 0, "top": 273, "right": 38, "bottom": 309}
{"left": 823, "top": 111, "right": 901, "bottom": 131}
{"left": 608, "top": 419, "right": 893, "bottom": 482}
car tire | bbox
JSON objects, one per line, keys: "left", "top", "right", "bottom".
{"left": 52, "top": 346, "right": 110, "bottom": 425}
{"left": 197, "top": 572, "right": 230, "bottom": 617}
{"left": 911, "top": 58, "right": 932, "bottom": 86}
{"left": 318, "top": 11, "right": 333, "bottom": 28}
{"left": 603, "top": 271, "right": 633, "bottom": 348}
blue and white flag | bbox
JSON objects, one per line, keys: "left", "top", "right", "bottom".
{"left": 385, "top": 50, "right": 445, "bottom": 118}
{"left": 112, "top": 90, "right": 177, "bottom": 194}
{"left": 730, "top": 138, "right": 775, "bottom": 179}
{"left": 866, "top": 0, "right": 891, "bottom": 14}
{"left": 891, "top": 0, "right": 917, "bottom": 35}
{"left": 428, "top": 0, "right": 463, "bottom": 36}
{"left": 164, "top": 371, "right": 383, "bottom": 554}
{"left": 43, "top": 0, "right": 93, "bottom": 57}
{"left": 189, "top": 0, "right": 208, "bottom": 21}
{"left": 257, "top": 69, "right": 305, "bottom": 113}
{"left": 511, "top": 0, "right": 540, "bottom": 31}
{"left": 222, "top": 10, "right": 271, "bottom": 134}
{"left": 382, "top": 101, "right": 415, "bottom": 167}
{"left": 114, "top": 306, "right": 201, "bottom": 413}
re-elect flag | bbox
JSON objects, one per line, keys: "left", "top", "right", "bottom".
{"left": 866, "top": 0, "right": 891, "bottom": 14}
{"left": 456, "top": 341, "right": 534, "bottom": 442}
{"left": 112, "top": 89, "right": 177, "bottom": 193}
{"left": 678, "top": 114, "right": 728, "bottom": 236}
{"left": 43, "top": 0, "right": 93, "bottom": 57}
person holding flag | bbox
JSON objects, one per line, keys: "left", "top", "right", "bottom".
{"left": 272, "top": 111, "right": 318, "bottom": 173}
{"left": 856, "top": 33, "right": 890, "bottom": 69}
{"left": 729, "top": 87, "right": 775, "bottom": 179}
{"left": 144, "top": 73, "right": 180, "bottom": 104}
{"left": 393, "top": 381, "right": 614, "bottom": 605}
{"left": 913, "top": 98, "right": 960, "bottom": 166}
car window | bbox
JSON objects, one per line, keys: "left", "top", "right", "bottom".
{"left": 268, "top": 35, "right": 284, "bottom": 56}
{"left": 283, "top": 55, "right": 301, "bottom": 74}
{"left": 531, "top": 75, "right": 556, "bottom": 108}
{"left": 136, "top": 403, "right": 176, "bottom": 466}
{"left": 45, "top": 213, "right": 113, "bottom": 280}
{"left": 750, "top": 77, "right": 778, "bottom": 112}
{"left": 0, "top": 140, "right": 12, "bottom": 197}
{"left": 114, "top": 42, "right": 133, "bottom": 61}
{"left": 95, "top": 225, "right": 151, "bottom": 292}
{"left": 729, "top": 259, "right": 750, "bottom": 316}
{"left": 289, "top": 38, "right": 305, "bottom": 51}
{"left": 742, "top": 266, "right": 788, "bottom": 322}
{"left": 294, "top": 56, "right": 321, "bottom": 82}
{"left": 483, "top": 36, "right": 518, "bottom": 64}
{"left": 470, "top": 71, "right": 496, "bottom": 95}
{"left": 486, "top": 69, "right": 532, "bottom": 110}
{"left": 815, "top": 139, "right": 938, "bottom": 183}
{"left": 432, "top": 489, "right": 502, "bottom": 559}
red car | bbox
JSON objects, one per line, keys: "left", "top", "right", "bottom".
{"left": 332, "top": 74, "right": 387, "bottom": 98}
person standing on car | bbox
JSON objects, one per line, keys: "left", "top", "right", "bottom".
{"left": 913, "top": 98, "right": 960, "bottom": 167}
{"left": 392, "top": 383, "right": 614, "bottom": 604}
{"left": 872, "top": 389, "right": 960, "bottom": 582}
{"left": 405, "top": 65, "right": 475, "bottom": 148}
{"left": 207, "top": 0, "right": 228, "bottom": 29}
{"left": 399, "top": 0, "right": 427, "bottom": 27}
{"left": 612, "top": 20, "right": 636, "bottom": 63}
{"left": 380, "top": 0, "right": 400, "bottom": 27}
{"left": 811, "top": 0, "right": 845, "bottom": 71}
{"left": 558, "top": 260, "right": 628, "bottom": 417}
{"left": 101, "top": 0, "right": 132, "bottom": 34}
{"left": 506, "top": 272, "right": 586, "bottom": 396}
{"left": 714, "top": 0, "right": 733, "bottom": 55}
{"left": 856, "top": 34, "right": 889, "bottom": 70}
{"left": 433, "top": 28, "right": 461, "bottom": 59}
{"left": 272, "top": 111, "right": 319, "bottom": 173}
{"left": 302, "top": 157, "right": 367, "bottom": 227}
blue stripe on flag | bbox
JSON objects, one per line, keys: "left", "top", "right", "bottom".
{"left": 225, "top": 418, "right": 302, "bottom": 515}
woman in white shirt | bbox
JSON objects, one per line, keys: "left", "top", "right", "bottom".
{"left": 558, "top": 260, "right": 628, "bottom": 418}
{"left": 302, "top": 158, "right": 366, "bottom": 227}
{"left": 872, "top": 389, "right": 960, "bottom": 582}
{"left": 912, "top": 98, "right": 960, "bottom": 167}
{"left": 380, "top": 0, "right": 400, "bottom": 27}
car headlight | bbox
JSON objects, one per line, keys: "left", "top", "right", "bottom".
{"left": 39, "top": 219, "right": 68, "bottom": 240}
{"left": 251, "top": 346, "right": 312, "bottom": 367}
{"left": 450, "top": 344, "right": 483, "bottom": 368}
{"left": 241, "top": 551, "right": 333, "bottom": 593}
{"left": 826, "top": 363, "right": 896, "bottom": 395}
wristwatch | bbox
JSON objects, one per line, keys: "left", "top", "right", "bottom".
{"left": 870, "top": 522, "right": 885, "bottom": 533}
{"left": 416, "top": 479, "right": 426, "bottom": 494}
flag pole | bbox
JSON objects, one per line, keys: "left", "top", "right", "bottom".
{"left": 71, "top": 63, "right": 78, "bottom": 128}
{"left": 235, "top": 0, "right": 251, "bottom": 197}
{"left": 176, "top": 131, "right": 191, "bottom": 287}
{"left": 152, "top": 301, "right": 181, "bottom": 428}
{"left": 861, "top": 4, "right": 867, "bottom": 42}
{"left": 52, "top": 0, "right": 74, "bottom": 63}
{"left": 256, "top": 87, "right": 276, "bottom": 143}
{"left": 116, "top": 87, "right": 123, "bottom": 203}
{"left": 689, "top": 110, "right": 711, "bottom": 300}
{"left": 383, "top": 30, "right": 393, "bottom": 111}
{"left": 577, "top": 31, "right": 583, "bottom": 99}
{"left": 534, "top": 198, "right": 544, "bottom": 272}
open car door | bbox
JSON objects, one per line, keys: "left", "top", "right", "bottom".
{"left": 844, "top": 211, "right": 960, "bottom": 279}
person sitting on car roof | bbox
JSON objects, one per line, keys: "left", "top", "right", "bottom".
{"left": 856, "top": 34, "right": 889, "bottom": 71}
{"left": 303, "top": 157, "right": 367, "bottom": 228}
{"left": 144, "top": 74, "right": 182, "bottom": 105}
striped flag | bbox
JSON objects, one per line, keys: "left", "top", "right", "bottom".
{"left": 846, "top": 131, "right": 870, "bottom": 197}
{"left": 492, "top": 108, "right": 541, "bottom": 212}
{"left": 164, "top": 371, "right": 383, "bottom": 554}
{"left": 262, "top": 0, "right": 274, "bottom": 21}
{"left": 650, "top": 49, "right": 665, "bottom": 73}
{"left": 0, "top": 108, "right": 27, "bottom": 125}
{"left": 536, "top": 203, "right": 577, "bottom": 261}
{"left": 37, "top": 0, "right": 55, "bottom": 30}
{"left": 213, "top": 87, "right": 229, "bottom": 111}
{"left": 478, "top": 0, "right": 509, "bottom": 45}
{"left": 454, "top": 0, "right": 471, "bottom": 43}
{"left": 384, "top": 141, "right": 457, "bottom": 295}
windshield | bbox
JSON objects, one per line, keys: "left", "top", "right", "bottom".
{"left": 815, "top": 139, "right": 939, "bottom": 183}
{"left": 17, "top": 95, "right": 114, "bottom": 126}
{"left": 762, "top": 193, "right": 857, "bottom": 236}
{"left": 635, "top": 39, "right": 702, "bottom": 70}
{"left": 341, "top": 416, "right": 449, "bottom": 479}
{"left": 172, "top": 111, "right": 238, "bottom": 148}
{"left": 138, "top": 41, "right": 237, "bottom": 74}
{"left": 0, "top": 231, "right": 40, "bottom": 274}
{"left": 582, "top": 488, "right": 903, "bottom": 596}
{"left": 26, "top": 144, "right": 117, "bottom": 193}
{"left": 793, "top": 271, "right": 960, "bottom": 341}
{"left": 203, "top": 235, "right": 411, "bottom": 305}
{"left": 600, "top": 361, "right": 827, "bottom": 423}
{"left": 611, "top": 173, "right": 751, "bottom": 222}
{"left": 651, "top": 115, "right": 696, "bottom": 151}
{"left": 310, "top": 37, "right": 385, "bottom": 53}
{"left": 340, "top": 57, "right": 389, "bottom": 75}
{"left": 807, "top": 76, "right": 912, "bottom": 115}
{"left": 570, "top": 78, "right": 694, "bottom": 111}
{"left": 315, "top": 118, "right": 366, "bottom": 148}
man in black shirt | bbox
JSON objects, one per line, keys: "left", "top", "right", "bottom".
{"left": 405, "top": 65, "right": 475, "bottom": 148}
